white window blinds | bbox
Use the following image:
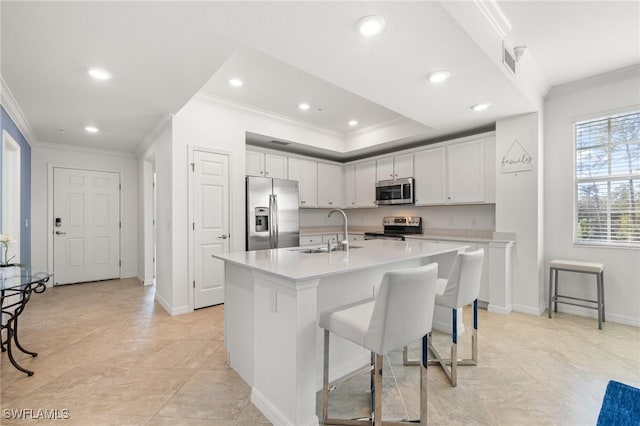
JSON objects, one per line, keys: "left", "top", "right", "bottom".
{"left": 575, "top": 111, "right": 640, "bottom": 247}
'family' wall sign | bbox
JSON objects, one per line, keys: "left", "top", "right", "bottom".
{"left": 500, "top": 139, "right": 533, "bottom": 173}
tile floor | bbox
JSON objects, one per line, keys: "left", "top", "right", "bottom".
{"left": 1, "top": 278, "right": 639, "bottom": 425}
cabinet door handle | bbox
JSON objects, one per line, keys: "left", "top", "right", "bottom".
{"left": 55, "top": 231, "right": 67, "bottom": 235}
{"left": 328, "top": 202, "right": 333, "bottom": 205}
{"left": 217, "top": 234, "right": 229, "bottom": 239}
{"left": 301, "top": 200, "right": 306, "bottom": 204}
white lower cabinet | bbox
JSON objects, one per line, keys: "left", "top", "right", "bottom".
{"left": 299, "top": 235, "right": 322, "bottom": 246}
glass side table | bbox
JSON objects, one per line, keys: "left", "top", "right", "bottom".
{"left": 1, "top": 266, "right": 51, "bottom": 376}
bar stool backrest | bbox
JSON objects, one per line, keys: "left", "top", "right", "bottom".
{"left": 365, "top": 263, "right": 438, "bottom": 355}
{"left": 438, "top": 249, "right": 485, "bottom": 309}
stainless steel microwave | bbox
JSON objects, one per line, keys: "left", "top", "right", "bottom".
{"left": 375, "top": 178, "right": 414, "bottom": 205}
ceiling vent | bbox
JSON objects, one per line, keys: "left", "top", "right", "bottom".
{"left": 502, "top": 41, "right": 516, "bottom": 74}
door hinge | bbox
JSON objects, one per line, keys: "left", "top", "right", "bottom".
{"left": 192, "top": 222, "right": 195, "bottom": 230}
{"left": 193, "top": 280, "right": 196, "bottom": 288}
{"left": 119, "top": 222, "right": 122, "bottom": 229}
{"left": 119, "top": 183, "right": 122, "bottom": 190}
{"left": 119, "top": 260, "right": 122, "bottom": 267}
{"left": 153, "top": 257, "right": 155, "bottom": 263}
{"left": 191, "top": 162, "right": 195, "bottom": 171}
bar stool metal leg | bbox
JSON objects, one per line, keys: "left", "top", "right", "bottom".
{"left": 549, "top": 268, "right": 553, "bottom": 318}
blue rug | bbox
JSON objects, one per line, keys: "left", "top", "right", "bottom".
{"left": 597, "top": 380, "right": 640, "bottom": 425}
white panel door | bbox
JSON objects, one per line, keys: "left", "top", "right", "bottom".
{"left": 53, "top": 168, "right": 120, "bottom": 285}
{"left": 193, "top": 150, "right": 229, "bottom": 309}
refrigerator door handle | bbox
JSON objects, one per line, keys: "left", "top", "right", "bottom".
{"left": 273, "top": 194, "right": 279, "bottom": 248}
{"left": 268, "top": 194, "right": 274, "bottom": 248}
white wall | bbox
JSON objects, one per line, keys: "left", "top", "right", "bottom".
{"left": 138, "top": 125, "right": 178, "bottom": 313}
{"left": 544, "top": 67, "right": 640, "bottom": 326}
{"left": 495, "top": 112, "right": 544, "bottom": 315}
{"left": 31, "top": 144, "right": 138, "bottom": 279}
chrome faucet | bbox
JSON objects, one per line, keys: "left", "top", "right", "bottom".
{"left": 328, "top": 209, "right": 349, "bottom": 251}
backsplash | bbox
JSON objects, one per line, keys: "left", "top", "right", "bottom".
{"left": 300, "top": 204, "right": 495, "bottom": 231}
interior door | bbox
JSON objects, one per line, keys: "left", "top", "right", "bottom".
{"left": 193, "top": 150, "right": 229, "bottom": 309}
{"left": 53, "top": 168, "right": 120, "bottom": 285}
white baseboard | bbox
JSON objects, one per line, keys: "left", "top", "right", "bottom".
{"left": 136, "top": 274, "right": 154, "bottom": 286}
{"left": 554, "top": 304, "right": 640, "bottom": 327}
{"left": 512, "top": 303, "right": 545, "bottom": 316}
{"left": 154, "top": 293, "right": 191, "bottom": 316}
{"left": 251, "top": 387, "right": 318, "bottom": 426}
{"left": 121, "top": 271, "right": 137, "bottom": 279}
{"left": 487, "top": 304, "right": 512, "bottom": 315}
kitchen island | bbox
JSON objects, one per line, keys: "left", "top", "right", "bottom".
{"left": 213, "top": 239, "right": 468, "bottom": 426}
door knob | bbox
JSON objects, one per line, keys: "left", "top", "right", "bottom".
{"left": 217, "top": 234, "right": 228, "bottom": 239}
{"left": 55, "top": 231, "right": 67, "bottom": 235}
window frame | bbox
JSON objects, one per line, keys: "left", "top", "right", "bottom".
{"left": 573, "top": 109, "right": 640, "bottom": 249}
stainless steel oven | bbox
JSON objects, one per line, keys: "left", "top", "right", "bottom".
{"left": 364, "top": 216, "right": 422, "bottom": 240}
{"left": 375, "top": 177, "right": 414, "bottom": 205}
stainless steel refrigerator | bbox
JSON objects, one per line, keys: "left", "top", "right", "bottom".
{"left": 246, "top": 176, "right": 300, "bottom": 250}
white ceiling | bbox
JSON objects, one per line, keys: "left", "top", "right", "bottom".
{"left": 1, "top": 1, "right": 638, "bottom": 155}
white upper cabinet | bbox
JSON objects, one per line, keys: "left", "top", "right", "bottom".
{"left": 375, "top": 153, "right": 414, "bottom": 181}
{"left": 264, "top": 154, "right": 288, "bottom": 179}
{"left": 393, "top": 153, "right": 414, "bottom": 179}
{"left": 447, "top": 139, "right": 485, "bottom": 203}
{"left": 414, "top": 147, "right": 447, "bottom": 205}
{"left": 317, "top": 163, "right": 344, "bottom": 208}
{"left": 344, "top": 165, "right": 356, "bottom": 208}
{"left": 246, "top": 150, "right": 265, "bottom": 177}
{"left": 288, "top": 158, "right": 317, "bottom": 207}
{"left": 376, "top": 157, "right": 394, "bottom": 181}
{"left": 246, "top": 150, "right": 287, "bottom": 179}
{"left": 414, "top": 136, "right": 494, "bottom": 205}
{"left": 484, "top": 137, "right": 496, "bottom": 203}
{"left": 355, "top": 160, "right": 377, "bottom": 207}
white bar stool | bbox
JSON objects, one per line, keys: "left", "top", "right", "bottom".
{"left": 548, "top": 259, "right": 605, "bottom": 329}
{"left": 404, "top": 249, "right": 485, "bottom": 387}
{"left": 319, "top": 263, "right": 439, "bottom": 426}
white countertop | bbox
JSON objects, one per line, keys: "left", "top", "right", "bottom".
{"left": 213, "top": 239, "right": 468, "bottom": 281}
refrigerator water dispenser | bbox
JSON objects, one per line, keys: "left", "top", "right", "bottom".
{"left": 255, "top": 207, "right": 269, "bottom": 232}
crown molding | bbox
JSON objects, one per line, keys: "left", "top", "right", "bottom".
{"left": 1, "top": 75, "right": 36, "bottom": 146}
{"left": 195, "top": 92, "right": 344, "bottom": 139}
{"left": 546, "top": 64, "right": 640, "bottom": 100}
{"left": 32, "top": 140, "right": 135, "bottom": 158}
{"left": 134, "top": 113, "right": 173, "bottom": 158}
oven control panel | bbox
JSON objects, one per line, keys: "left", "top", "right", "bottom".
{"left": 382, "top": 216, "right": 421, "bottom": 227}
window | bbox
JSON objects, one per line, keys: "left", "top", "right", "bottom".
{"left": 575, "top": 111, "right": 640, "bottom": 247}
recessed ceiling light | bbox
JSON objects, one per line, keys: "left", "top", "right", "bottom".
{"left": 229, "top": 78, "right": 243, "bottom": 87}
{"left": 298, "top": 103, "right": 310, "bottom": 111}
{"left": 357, "top": 15, "right": 386, "bottom": 36}
{"left": 470, "top": 103, "right": 491, "bottom": 112}
{"left": 427, "top": 70, "right": 451, "bottom": 84}
{"left": 85, "top": 126, "right": 99, "bottom": 133}
{"left": 348, "top": 120, "right": 359, "bottom": 127}
{"left": 88, "top": 68, "right": 112, "bottom": 80}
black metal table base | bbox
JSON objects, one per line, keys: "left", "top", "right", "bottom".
{"left": 1, "top": 274, "right": 49, "bottom": 376}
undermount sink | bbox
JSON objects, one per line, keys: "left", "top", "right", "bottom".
{"left": 290, "top": 245, "right": 362, "bottom": 254}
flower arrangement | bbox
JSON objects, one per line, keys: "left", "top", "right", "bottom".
{"left": 0, "top": 234, "right": 17, "bottom": 267}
